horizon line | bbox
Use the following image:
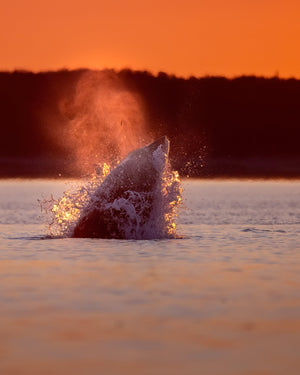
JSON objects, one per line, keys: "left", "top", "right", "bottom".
{"left": 1, "top": 67, "right": 299, "bottom": 81}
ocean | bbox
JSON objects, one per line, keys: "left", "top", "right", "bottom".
{"left": 0, "top": 179, "right": 299, "bottom": 374}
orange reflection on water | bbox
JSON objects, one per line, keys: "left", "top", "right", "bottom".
{"left": 0, "top": 257, "right": 300, "bottom": 374}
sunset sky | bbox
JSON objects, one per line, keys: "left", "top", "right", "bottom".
{"left": 1, "top": 0, "right": 300, "bottom": 78}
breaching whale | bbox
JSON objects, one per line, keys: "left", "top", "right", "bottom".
{"left": 72, "top": 136, "right": 171, "bottom": 239}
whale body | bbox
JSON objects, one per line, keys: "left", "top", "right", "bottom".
{"left": 72, "top": 136, "right": 170, "bottom": 239}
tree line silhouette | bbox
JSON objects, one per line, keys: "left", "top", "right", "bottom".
{"left": 0, "top": 69, "right": 299, "bottom": 177}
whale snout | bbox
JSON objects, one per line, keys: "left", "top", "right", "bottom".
{"left": 147, "top": 136, "right": 170, "bottom": 155}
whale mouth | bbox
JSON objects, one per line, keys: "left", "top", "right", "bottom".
{"left": 160, "top": 136, "right": 170, "bottom": 155}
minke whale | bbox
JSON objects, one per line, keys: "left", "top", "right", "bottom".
{"left": 72, "top": 136, "right": 170, "bottom": 239}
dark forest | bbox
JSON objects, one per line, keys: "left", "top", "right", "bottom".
{"left": 0, "top": 69, "right": 299, "bottom": 178}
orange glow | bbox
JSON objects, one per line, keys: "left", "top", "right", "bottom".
{"left": 0, "top": 0, "right": 300, "bottom": 78}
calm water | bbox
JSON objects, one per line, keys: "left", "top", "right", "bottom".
{"left": 0, "top": 179, "right": 299, "bottom": 375}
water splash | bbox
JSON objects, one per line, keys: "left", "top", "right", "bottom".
{"left": 41, "top": 163, "right": 111, "bottom": 237}
{"left": 41, "top": 138, "right": 182, "bottom": 239}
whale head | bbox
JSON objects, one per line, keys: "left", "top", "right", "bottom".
{"left": 145, "top": 135, "right": 169, "bottom": 155}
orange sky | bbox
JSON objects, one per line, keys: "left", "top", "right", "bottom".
{"left": 1, "top": 0, "right": 300, "bottom": 78}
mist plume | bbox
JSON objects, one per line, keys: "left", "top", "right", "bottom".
{"left": 57, "top": 70, "right": 149, "bottom": 175}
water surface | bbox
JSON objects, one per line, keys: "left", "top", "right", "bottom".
{"left": 0, "top": 179, "right": 299, "bottom": 375}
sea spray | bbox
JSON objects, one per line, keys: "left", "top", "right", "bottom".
{"left": 41, "top": 137, "right": 182, "bottom": 239}
{"left": 40, "top": 163, "right": 111, "bottom": 237}
{"left": 57, "top": 70, "right": 149, "bottom": 176}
